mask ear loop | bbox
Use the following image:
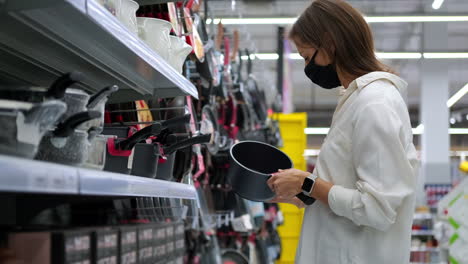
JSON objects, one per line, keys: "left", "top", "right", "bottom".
{"left": 311, "top": 49, "right": 319, "bottom": 63}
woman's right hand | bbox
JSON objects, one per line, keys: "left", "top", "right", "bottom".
{"left": 268, "top": 196, "right": 305, "bottom": 209}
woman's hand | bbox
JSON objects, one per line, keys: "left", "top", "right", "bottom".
{"left": 267, "top": 168, "right": 310, "bottom": 199}
{"left": 268, "top": 196, "right": 305, "bottom": 209}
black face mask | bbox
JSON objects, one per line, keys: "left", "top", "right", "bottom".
{"left": 304, "top": 50, "right": 341, "bottom": 89}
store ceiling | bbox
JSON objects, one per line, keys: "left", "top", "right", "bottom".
{"left": 207, "top": 0, "right": 468, "bottom": 126}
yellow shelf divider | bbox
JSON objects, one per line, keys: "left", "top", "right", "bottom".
{"left": 272, "top": 113, "right": 307, "bottom": 264}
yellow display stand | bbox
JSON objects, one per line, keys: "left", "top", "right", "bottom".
{"left": 272, "top": 113, "right": 307, "bottom": 264}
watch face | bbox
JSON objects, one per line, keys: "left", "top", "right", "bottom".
{"left": 302, "top": 177, "right": 314, "bottom": 193}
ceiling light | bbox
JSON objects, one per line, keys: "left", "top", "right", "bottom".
{"left": 306, "top": 126, "right": 468, "bottom": 135}
{"left": 447, "top": 83, "right": 468, "bottom": 108}
{"left": 450, "top": 118, "right": 456, "bottom": 124}
{"left": 242, "top": 52, "right": 468, "bottom": 61}
{"left": 304, "top": 128, "right": 329, "bottom": 135}
{"left": 252, "top": 52, "right": 423, "bottom": 61}
{"left": 413, "top": 124, "right": 424, "bottom": 135}
{"left": 449, "top": 128, "right": 468, "bottom": 134}
{"left": 432, "top": 0, "right": 445, "bottom": 10}
{"left": 206, "top": 18, "right": 297, "bottom": 25}
{"left": 304, "top": 149, "right": 321, "bottom": 156}
{"left": 254, "top": 53, "right": 279, "bottom": 60}
{"left": 241, "top": 54, "right": 259, "bottom": 61}
{"left": 423, "top": 53, "right": 468, "bottom": 59}
{"left": 376, "top": 52, "right": 422, "bottom": 59}
{"left": 364, "top": 16, "right": 468, "bottom": 23}
{"left": 206, "top": 16, "right": 468, "bottom": 25}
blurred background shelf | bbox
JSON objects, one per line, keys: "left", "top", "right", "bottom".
{"left": 411, "top": 247, "right": 440, "bottom": 252}
{"left": 412, "top": 230, "right": 435, "bottom": 236}
{"left": 0, "top": 0, "right": 198, "bottom": 102}
{"left": 413, "top": 213, "right": 434, "bottom": 220}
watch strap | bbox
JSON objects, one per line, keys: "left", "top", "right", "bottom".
{"left": 296, "top": 193, "right": 316, "bottom": 205}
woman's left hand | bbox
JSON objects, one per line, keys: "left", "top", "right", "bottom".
{"left": 267, "top": 168, "right": 310, "bottom": 199}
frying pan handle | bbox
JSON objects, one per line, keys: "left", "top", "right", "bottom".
{"left": 163, "top": 134, "right": 212, "bottom": 155}
{"left": 115, "top": 123, "right": 163, "bottom": 150}
{"left": 295, "top": 193, "right": 316, "bottom": 206}
{"left": 53, "top": 111, "right": 101, "bottom": 137}
{"left": 47, "top": 71, "right": 84, "bottom": 99}
{"left": 87, "top": 85, "right": 119, "bottom": 109}
{"left": 161, "top": 114, "right": 191, "bottom": 129}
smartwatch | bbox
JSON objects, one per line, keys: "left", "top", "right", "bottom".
{"left": 296, "top": 174, "right": 318, "bottom": 205}
{"left": 302, "top": 173, "right": 318, "bottom": 195}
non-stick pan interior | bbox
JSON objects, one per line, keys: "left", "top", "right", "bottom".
{"left": 231, "top": 141, "right": 292, "bottom": 174}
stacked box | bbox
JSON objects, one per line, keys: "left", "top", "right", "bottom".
{"left": 153, "top": 222, "right": 167, "bottom": 263}
{"left": 137, "top": 225, "right": 154, "bottom": 264}
{"left": 92, "top": 228, "right": 118, "bottom": 264}
{"left": 8, "top": 230, "right": 91, "bottom": 264}
{"left": 118, "top": 226, "right": 137, "bottom": 264}
{"left": 174, "top": 221, "right": 186, "bottom": 263}
{"left": 165, "top": 222, "right": 175, "bottom": 264}
{"left": 53, "top": 230, "right": 92, "bottom": 264}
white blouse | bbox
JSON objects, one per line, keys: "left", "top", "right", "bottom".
{"left": 296, "top": 72, "right": 418, "bottom": 264}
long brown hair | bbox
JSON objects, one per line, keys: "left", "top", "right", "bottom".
{"left": 289, "top": 0, "right": 392, "bottom": 77}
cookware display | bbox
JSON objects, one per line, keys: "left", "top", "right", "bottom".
{"left": 83, "top": 134, "right": 110, "bottom": 170}
{"left": 169, "top": 36, "right": 193, "bottom": 74}
{"left": 137, "top": 17, "right": 172, "bottom": 61}
{"left": 99, "top": 0, "right": 139, "bottom": 34}
{"left": 80, "top": 85, "right": 119, "bottom": 132}
{"left": 0, "top": 71, "right": 83, "bottom": 103}
{"left": 0, "top": 2, "right": 285, "bottom": 264}
{"left": 35, "top": 111, "right": 102, "bottom": 166}
{"left": 0, "top": 99, "right": 67, "bottom": 158}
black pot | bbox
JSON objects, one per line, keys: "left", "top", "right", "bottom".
{"left": 131, "top": 143, "right": 160, "bottom": 178}
{"left": 228, "top": 141, "right": 293, "bottom": 202}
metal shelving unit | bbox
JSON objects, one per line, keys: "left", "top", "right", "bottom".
{"left": 0, "top": 0, "right": 198, "bottom": 101}
{"left": 0, "top": 154, "right": 198, "bottom": 201}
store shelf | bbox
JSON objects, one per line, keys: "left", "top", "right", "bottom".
{"left": 412, "top": 230, "right": 435, "bottom": 236}
{"left": 0, "top": 0, "right": 198, "bottom": 101}
{"left": 78, "top": 168, "right": 197, "bottom": 199}
{"left": 414, "top": 213, "right": 434, "bottom": 220}
{"left": 0, "top": 154, "right": 197, "bottom": 200}
{"left": 0, "top": 154, "right": 79, "bottom": 195}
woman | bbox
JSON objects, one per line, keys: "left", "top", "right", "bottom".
{"left": 266, "top": 0, "right": 418, "bottom": 263}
